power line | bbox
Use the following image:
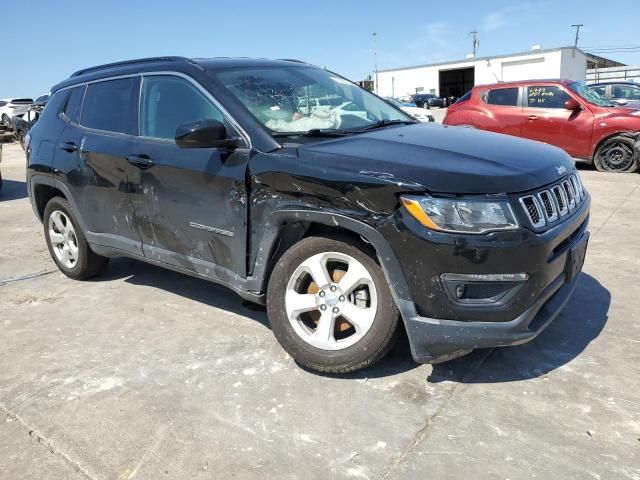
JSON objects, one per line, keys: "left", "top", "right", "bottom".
{"left": 582, "top": 44, "right": 640, "bottom": 49}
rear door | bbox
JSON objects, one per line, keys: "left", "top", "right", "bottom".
{"left": 479, "top": 87, "right": 522, "bottom": 136}
{"left": 55, "top": 77, "right": 143, "bottom": 254}
{"left": 129, "top": 74, "right": 250, "bottom": 277}
{"left": 521, "top": 84, "right": 594, "bottom": 158}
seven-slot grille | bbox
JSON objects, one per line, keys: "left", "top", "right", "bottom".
{"left": 518, "top": 173, "right": 586, "bottom": 229}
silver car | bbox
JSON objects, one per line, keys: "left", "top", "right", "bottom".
{"left": 0, "top": 98, "right": 34, "bottom": 126}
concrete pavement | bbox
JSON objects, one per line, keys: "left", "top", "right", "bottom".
{"left": 0, "top": 142, "right": 638, "bottom": 479}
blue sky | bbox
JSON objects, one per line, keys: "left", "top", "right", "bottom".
{"left": 2, "top": 0, "right": 638, "bottom": 97}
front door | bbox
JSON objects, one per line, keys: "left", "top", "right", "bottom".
{"left": 128, "top": 74, "right": 250, "bottom": 278}
{"left": 521, "top": 85, "right": 594, "bottom": 159}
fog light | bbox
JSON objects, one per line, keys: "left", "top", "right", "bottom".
{"left": 441, "top": 273, "right": 529, "bottom": 282}
{"left": 441, "top": 273, "right": 529, "bottom": 305}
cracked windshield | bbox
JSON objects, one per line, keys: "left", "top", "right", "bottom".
{"left": 217, "top": 66, "right": 410, "bottom": 134}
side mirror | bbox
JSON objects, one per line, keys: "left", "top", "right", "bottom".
{"left": 175, "top": 119, "right": 240, "bottom": 149}
{"left": 564, "top": 99, "right": 582, "bottom": 111}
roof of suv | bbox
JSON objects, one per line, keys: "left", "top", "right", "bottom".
{"left": 589, "top": 81, "right": 639, "bottom": 86}
{"left": 51, "top": 56, "right": 313, "bottom": 93}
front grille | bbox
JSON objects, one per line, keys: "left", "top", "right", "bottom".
{"left": 519, "top": 172, "right": 586, "bottom": 229}
{"left": 519, "top": 196, "right": 545, "bottom": 228}
{"left": 538, "top": 190, "right": 558, "bottom": 222}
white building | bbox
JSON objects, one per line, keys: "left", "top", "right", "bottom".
{"left": 376, "top": 46, "right": 589, "bottom": 99}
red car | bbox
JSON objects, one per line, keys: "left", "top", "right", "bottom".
{"left": 443, "top": 79, "right": 640, "bottom": 173}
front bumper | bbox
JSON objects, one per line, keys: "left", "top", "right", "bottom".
{"left": 405, "top": 231, "right": 587, "bottom": 363}
{"left": 380, "top": 192, "right": 590, "bottom": 363}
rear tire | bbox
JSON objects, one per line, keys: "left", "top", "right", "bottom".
{"left": 267, "top": 235, "right": 400, "bottom": 373}
{"left": 43, "top": 197, "right": 108, "bottom": 280}
{"left": 593, "top": 135, "right": 638, "bottom": 173}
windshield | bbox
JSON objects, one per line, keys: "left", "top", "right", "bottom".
{"left": 568, "top": 82, "right": 614, "bottom": 107}
{"left": 215, "top": 66, "right": 411, "bottom": 134}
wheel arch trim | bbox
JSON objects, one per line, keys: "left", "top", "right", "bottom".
{"left": 29, "top": 175, "right": 90, "bottom": 233}
{"left": 248, "top": 209, "right": 418, "bottom": 319}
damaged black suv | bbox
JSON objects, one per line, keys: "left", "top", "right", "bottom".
{"left": 26, "top": 57, "right": 590, "bottom": 373}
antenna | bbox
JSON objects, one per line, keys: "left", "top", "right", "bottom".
{"left": 571, "top": 24, "right": 583, "bottom": 47}
{"left": 373, "top": 32, "right": 379, "bottom": 95}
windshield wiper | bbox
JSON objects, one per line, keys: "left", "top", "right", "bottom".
{"left": 352, "top": 119, "right": 418, "bottom": 132}
{"left": 272, "top": 129, "right": 353, "bottom": 138}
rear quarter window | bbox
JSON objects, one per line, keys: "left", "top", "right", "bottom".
{"left": 62, "top": 86, "right": 85, "bottom": 124}
{"left": 455, "top": 92, "right": 472, "bottom": 104}
{"left": 37, "top": 90, "right": 70, "bottom": 123}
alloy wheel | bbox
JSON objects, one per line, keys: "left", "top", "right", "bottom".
{"left": 285, "top": 251, "right": 377, "bottom": 350}
{"left": 48, "top": 210, "right": 79, "bottom": 269}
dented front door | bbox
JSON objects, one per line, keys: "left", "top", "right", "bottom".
{"left": 128, "top": 139, "right": 250, "bottom": 277}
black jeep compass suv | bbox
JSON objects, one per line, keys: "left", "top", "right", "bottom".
{"left": 26, "top": 57, "right": 590, "bottom": 373}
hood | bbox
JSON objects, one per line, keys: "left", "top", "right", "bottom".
{"left": 609, "top": 100, "right": 640, "bottom": 110}
{"left": 297, "top": 124, "right": 575, "bottom": 195}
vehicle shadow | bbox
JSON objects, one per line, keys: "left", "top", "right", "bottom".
{"left": 427, "top": 273, "right": 609, "bottom": 384}
{"left": 94, "top": 257, "right": 270, "bottom": 328}
{"left": 92, "top": 260, "right": 609, "bottom": 382}
{"left": 95, "top": 257, "right": 421, "bottom": 377}
{"left": 0, "top": 179, "right": 28, "bottom": 201}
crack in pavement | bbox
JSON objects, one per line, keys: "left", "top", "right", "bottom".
{"left": 0, "top": 404, "right": 96, "bottom": 480}
{"left": 377, "top": 349, "right": 495, "bottom": 480}
{"left": 0, "top": 269, "right": 57, "bottom": 286}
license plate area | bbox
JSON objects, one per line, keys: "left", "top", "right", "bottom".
{"left": 565, "top": 233, "right": 589, "bottom": 283}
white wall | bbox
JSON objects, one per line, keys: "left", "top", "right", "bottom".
{"left": 376, "top": 48, "right": 586, "bottom": 98}
{"left": 560, "top": 49, "right": 587, "bottom": 81}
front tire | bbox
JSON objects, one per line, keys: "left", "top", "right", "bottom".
{"left": 267, "top": 236, "right": 400, "bottom": 373}
{"left": 594, "top": 135, "right": 638, "bottom": 173}
{"left": 43, "top": 197, "right": 108, "bottom": 280}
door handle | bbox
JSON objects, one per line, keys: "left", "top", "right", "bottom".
{"left": 528, "top": 115, "right": 538, "bottom": 121}
{"left": 59, "top": 142, "right": 78, "bottom": 152}
{"left": 127, "top": 154, "right": 154, "bottom": 169}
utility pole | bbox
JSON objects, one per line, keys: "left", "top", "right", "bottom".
{"left": 373, "top": 32, "right": 379, "bottom": 95}
{"left": 470, "top": 30, "right": 479, "bottom": 57}
{"left": 571, "top": 24, "right": 583, "bottom": 47}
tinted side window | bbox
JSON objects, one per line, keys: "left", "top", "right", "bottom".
{"left": 81, "top": 78, "right": 137, "bottom": 134}
{"left": 612, "top": 85, "right": 640, "bottom": 100}
{"left": 38, "top": 90, "right": 70, "bottom": 123}
{"left": 486, "top": 87, "right": 518, "bottom": 106}
{"left": 527, "top": 86, "right": 571, "bottom": 109}
{"left": 590, "top": 86, "right": 606, "bottom": 97}
{"left": 140, "top": 76, "right": 224, "bottom": 140}
{"left": 62, "top": 86, "right": 85, "bottom": 123}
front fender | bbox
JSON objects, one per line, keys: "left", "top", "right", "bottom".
{"left": 245, "top": 209, "right": 417, "bottom": 318}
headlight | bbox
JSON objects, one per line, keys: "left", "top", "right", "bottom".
{"left": 401, "top": 194, "right": 519, "bottom": 234}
